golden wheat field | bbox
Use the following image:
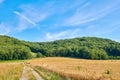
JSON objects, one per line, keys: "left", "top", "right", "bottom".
{"left": 0, "top": 62, "right": 23, "bottom": 80}
{"left": 28, "top": 57, "right": 120, "bottom": 80}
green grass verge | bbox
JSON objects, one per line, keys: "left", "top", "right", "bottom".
{"left": 34, "top": 66, "right": 62, "bottom": 80}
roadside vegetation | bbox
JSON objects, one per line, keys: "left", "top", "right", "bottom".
{"left": 0, "top": 62, "right": 23, "bottom": 80}
{"left": 34, "top": 66, "right": 61, "bottom": 80}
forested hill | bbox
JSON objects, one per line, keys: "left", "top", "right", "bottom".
{"left": 0, "top": 35, "right": 33, "bottom": 60}
{"left": 37, "top": 37, "right": 120, "bottom": 59}
{"left": 0, "top": 35, "right": 120, "bottom": 60}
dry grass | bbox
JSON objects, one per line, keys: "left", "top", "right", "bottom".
{"left": 0, "top": 62, "right": 24, "bottom": 80}
{"left": 28, "top": 57, "right": 120, "bottom": 80}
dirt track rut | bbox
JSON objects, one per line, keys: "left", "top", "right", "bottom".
{"left": 20, "top": 65, "right": 44, "bottom": 80}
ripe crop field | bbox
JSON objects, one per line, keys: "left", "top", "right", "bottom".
{"left": 0, "top": 62, "right": 23, "bottom": 80}
{"left": 28, "top": 57, "right": 120, "bottom": 80}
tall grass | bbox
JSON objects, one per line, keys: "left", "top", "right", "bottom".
{"left": 28, "top": 57, "right": 120, "bottom": 80}
{"left": 0, "top": 62, "right": 24, "bottom": 80}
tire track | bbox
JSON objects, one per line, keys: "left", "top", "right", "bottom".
{"left": 30, "top": 67, "right": 44, "bottom": 80}
{"left": 20, "top": 64, "right": 44, "bottom": 80}
{"left": 19, "top": 66, "right": 29, "bottom": 80}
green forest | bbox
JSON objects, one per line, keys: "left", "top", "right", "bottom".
{"left": 0, "top": 35, "right": 120, "bottom": 60}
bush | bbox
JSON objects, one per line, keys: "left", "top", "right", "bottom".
{"left": 36, "top": 52, "right": 45, "bottom": 58}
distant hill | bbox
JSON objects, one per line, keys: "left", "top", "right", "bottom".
{"left": 0, "top": 35, "right": 120, "bottom": 60}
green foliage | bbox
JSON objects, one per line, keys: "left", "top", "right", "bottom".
{"left": 0, "top": 45, "right": 32, "bottom": 60}
{"left": 0, "top": 35, "right": 120, "bottom": 60}
{"left": 36, "top": 37, "right": 120, "bottom": 60}
{"left": 35, "top": 66, "right": 61, "bottom": 80}
{"left": 36, "top": 52, "right": 45, "bottom": 58}
{"left": 0, "top": 35, "right": 32, "bottom": 60}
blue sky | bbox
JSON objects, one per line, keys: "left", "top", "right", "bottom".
{"left": 0, "top": 0, "right": 120, "bottom": 42}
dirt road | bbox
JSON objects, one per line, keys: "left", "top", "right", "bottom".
{"left": 19, "top": 66, "right": 29, "bottom": 80}
{"left": 20, "top": 65, "right": 44, "bottom": 80}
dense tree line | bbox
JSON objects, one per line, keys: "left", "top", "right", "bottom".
{"left": 36, "top": 37, "right": 120, "bottom": 60}
{"left": 0, "top": 35, "right": 32, "bottom": 60}
{"left": 0, "top": 35, "right": 120, "bottom": 60}
{"left": 0, "top": 45, "right": 32, "bottom": 60}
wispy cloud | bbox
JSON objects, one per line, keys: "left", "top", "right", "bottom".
{"left": 46, "top": 31, "right": 67, "bottom": 41}
{"left": 19, "top": 2, "right": 54, "bottom": 24}
{"left": 0, "top": 22, "right": 10, "bottom": 35}
{"left": 12, "top": 2, "right": 54, "bottom": 32}
{"left": 94, "top": 24, "right": 120, "bottom": 36}
{"left": 44, "top": 29, "right": 80, "bottom": 41}
{"left": 0, "top": 1, "right": 54, "bottom": 34}
{"left": 13, "top": 11, "right": 36, "bottom": 26}
{"left": 1, "top": 0, "right": 120, "bottom": 42}
{"left": 64, "top": 2, "right": 120, "bottom": 26}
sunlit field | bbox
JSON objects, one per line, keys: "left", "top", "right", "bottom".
{"left": 28, "top": 57, "right": 120, "bottom": 80}
{"left": 0, "top": 62, "right": 23, "bottom": 80}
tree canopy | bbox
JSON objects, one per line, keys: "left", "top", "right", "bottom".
{"left": 0, "top": 35, "right": 120, "bottom": 60}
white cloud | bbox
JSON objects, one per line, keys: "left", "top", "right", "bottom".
{"left": 46, "top": 31, "right": 67, "bottom": 40}
{"left": 82, "top": 22, "right": 120, "bottom": 37}
{"left": 64, "top": 2, "right": 120, "bottom": 26}
{"left": 13, "top": 11, "right": 34, "bottom": 32}
{"left": 94, "top": 24, "right": 120, "bottom": 36}
{"left": 12, "top": 2, "right": 54, "bottom": 32}
{"left": 13, "top": 11, "right": 36, "bottom": 26}
{"left": 0, "top": 22, "right": 10, "bottom": 35}
{"left": 20, "top": 2, "right": 54, "bottom": 24}
{"left": 44, "top": 29, "right": 80, "bottom": 41}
